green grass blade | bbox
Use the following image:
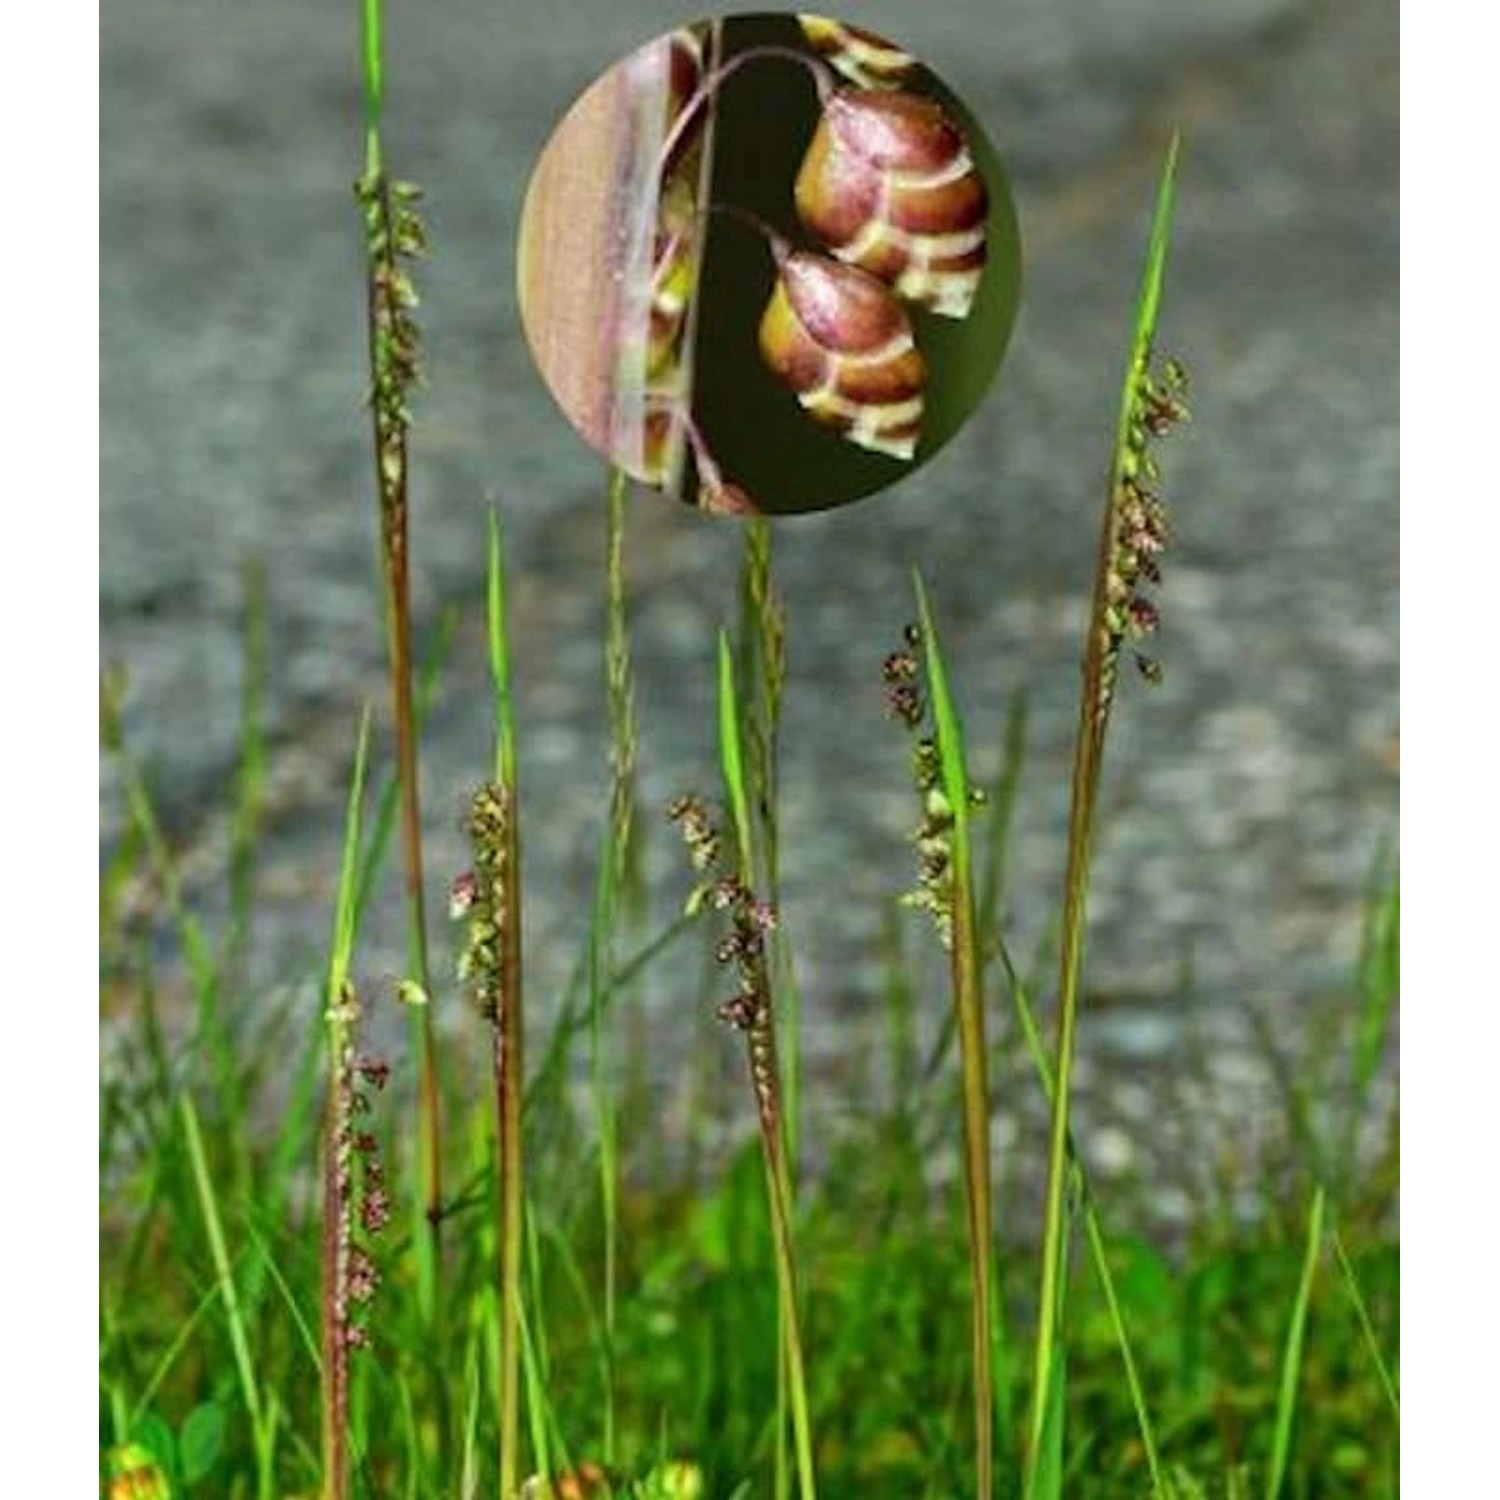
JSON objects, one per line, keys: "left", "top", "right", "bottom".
{"left": 997, "top": 937, "right": 1165, "bottom": 1494}
{"left": 127, "top": 1284, "right": 221, "bottom": 1432}
{"left": 1330, "top": 1225, "right": 1399, "bottom": 1418}
{"left": 1030, "top": 1348, "right": 1067, "bottom": 1500}
{"left": 242, "top": 1218, "right": 322, "bottom": 1373}
{"left": 913, "top": 573, "right": 994, "bottom": 1498}
{"left": 1265, "top": 1184, "right": 1326, "bottom": 1499}
{"left": 911, "top": 575, "right": 976, "bottom": 887}
{"left": 328, "top": 709, "right": 373, "bottom": 984}
{"left": 459, "top": 1334, "right": 482, "bottom": 1500}
{"left": 1115, "top": 134, "right": 1181, "bottom": 459}
{"left": 717, "top": 629, "right": 753, "bottom": 870}
{"left": 518, "top": 1293, "right": 553, "bottom": 1486}
{"left": 180, "top": 1090, "right": 270, "bottom": 1493}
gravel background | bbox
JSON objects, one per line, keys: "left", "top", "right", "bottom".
{"left": 101, "top": 0, "right": 1398, "bottom": 1207}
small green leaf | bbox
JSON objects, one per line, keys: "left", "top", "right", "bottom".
{"left": 179, "top": 1401, "right": 225, "bottom": 1484}
{"left": 129, "top": 1412, "right": 177, "bottom": 1487}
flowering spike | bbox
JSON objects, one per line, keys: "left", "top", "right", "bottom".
{"left": 458, "top": 782, "right": 513, "bottom": 1019}
{"left": 883, "top": 630, "right": 983, "bottom": 951}
{"left": 1095, "top": 352, "right": 1191, "bottom": 716}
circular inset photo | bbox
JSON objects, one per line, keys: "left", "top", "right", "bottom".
{"left": 517, "top": 13, "right": 1021, "bottom": 517}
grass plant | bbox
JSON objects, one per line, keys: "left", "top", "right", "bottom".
{"left": 1025, "top": 133, "right": 1186, "bottom": 1498}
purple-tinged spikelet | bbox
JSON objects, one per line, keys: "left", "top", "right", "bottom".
{"left": 668, "top": 796, "right": 781, "bottom": 1127}
{"left": 883, "top": 626, "right": 986, "bottom": 950}
{"left": 795, "top": 87, "right": 988, "bottom": 320}
{"left": 1094, "top": 354, "right": 1190, "bottom": 718}
{"left": 758, "top": 242, "right": 927, "bottom": 459}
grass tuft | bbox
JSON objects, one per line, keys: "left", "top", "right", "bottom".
{"left": 98, "top": 67, "right": 1400, "bottom": 1498}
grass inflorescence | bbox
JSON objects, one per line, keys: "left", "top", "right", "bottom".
{"left": 354, "top": 0, "right": 444, "bottom": 1333}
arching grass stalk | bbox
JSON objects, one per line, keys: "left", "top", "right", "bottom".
{"left": 906, "top": 581, "right": 996, "bottom": 1498}
{"left": 355, "top": 0, "right": 443, "bottom": 1299}
{"left": 1329, "top": 1223, "right": 1399, "bottom": 1420}
{"left": 1024, "top": 134, "right": 1185, "bottom": 1496}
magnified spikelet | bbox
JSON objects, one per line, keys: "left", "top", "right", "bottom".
{"left": 795, "top": 88, "right": 988, "bottom": 319}
{"left": 758, "top": 245, "right": 927, "bottom": 460}
{"left": 797, "top": 14, "right": 918, "bottom": 89}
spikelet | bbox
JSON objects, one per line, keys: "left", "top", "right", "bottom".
{"left": 757, "top": 245, "right": 927, "bottom": 459}
{"left": 795, "top": 87, "right": 988, "bottom": 320}
{"left": 797, "top": 14, "right": 918, "bottom": 90}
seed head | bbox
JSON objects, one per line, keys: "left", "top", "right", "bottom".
{"left": 1095, "top": 352, "right": 1191, "bottom": 718}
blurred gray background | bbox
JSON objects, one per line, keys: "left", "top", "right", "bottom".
{"left": 101, "top": 0, "right": 1397, "bottom": 1206}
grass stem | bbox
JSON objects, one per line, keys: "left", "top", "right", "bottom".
{"left": 1266, "top": 1185, "right": 1326, "bottom": 1498}
{"left": 1025, "top": 134, "right": 1181, "bottom": 1493}
{"left": 486, "top": 511, "right": 526, "bottom": 1499}
{"left": 319, "top": 709, "right": 373, "bottom": 1500}
{"left": 357, "top": 0, "right": 443, "bottom": 1303}
{"left": 182, "top": 1089, "right": 273, "bottom": 1499}
{"left": 589, "top": 465, "right": 638, "bottom": 1457}
{"left": 716, "top": 632, "right": 817, "bottom": 1500}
